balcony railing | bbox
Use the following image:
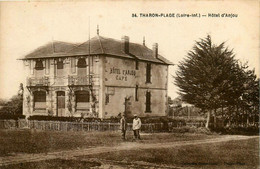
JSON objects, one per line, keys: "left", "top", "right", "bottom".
{"left": 27, "top": 77, "right": 49, "bottom": 86}
{"left": 68, "top": 75, "right": 91, "bottom": 86}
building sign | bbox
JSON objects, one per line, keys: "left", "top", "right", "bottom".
{"left": 109, "top": 67, "right": 136, "bottom": 81}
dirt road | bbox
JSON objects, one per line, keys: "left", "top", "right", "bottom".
{"left": 0, "top": 135, "right": 258, "bottom": 167}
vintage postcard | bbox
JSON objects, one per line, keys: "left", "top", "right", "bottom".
{"left": 0, "top": 0, "right": 259, "bottom": 168}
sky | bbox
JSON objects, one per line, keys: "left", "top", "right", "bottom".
{"left": 0, "top": 0, "right": 259, "bottom": 100}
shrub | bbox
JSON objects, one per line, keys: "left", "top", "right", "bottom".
{"left": 211, "top": 126, "right": 259, "bottom": 135}
{"left": 0, "top": 114, "right": 25, "bottom": 120}
{"left": 0, "top": 95, "right": 23, "bottom": 116}
{"left": 28, "top": 115, "right": 101, "bottom": 122}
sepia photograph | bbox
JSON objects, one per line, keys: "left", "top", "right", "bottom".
{"left": 0, "top": 0, "right": 259, "bottom": 168}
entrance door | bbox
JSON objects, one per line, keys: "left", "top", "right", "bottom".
{"left": 124, "top": 97, "right": 132, "bottom": 117}
{"left": 57, "top": 91, "right": 65, "bottom": 116}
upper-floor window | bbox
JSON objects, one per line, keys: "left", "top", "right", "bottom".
{"left": 35, "top": 60, "right": 44, "bottom": 77}
{"left": 146, "top": 63, "right": 151, "bottom": 83}
{"left": 35, "top": 60, "right": 44, "bottom": 70}
{"left": 57, "top": 60, "right": 64, "bottom": 77}
{"left": 57, "top": 61, "right": 63, "bottom": 69}
{"left": 135, "top": 60, "right": 139, "bottom": 70}
{"left": 77, "top": 58, "right": 87, "bottom": 76}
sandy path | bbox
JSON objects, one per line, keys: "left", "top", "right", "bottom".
{"left": 0, "top": 135, "right": 258, "bottom": 166}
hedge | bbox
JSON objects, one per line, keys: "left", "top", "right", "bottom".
{"left": 0, "top": 114, "right": 25, "bottom": 120}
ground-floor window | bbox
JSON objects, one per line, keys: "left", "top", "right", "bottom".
{"left": 75, "top": 90, "right": 90, "bottom": 110}
{"left": 34, "top": 91, "right": 46, "bottom": 110}
{"left": 105, "top": 94, "right": 109, "bottom": 105}
{"left": 145, "top": 91, "right": 151, "bottom": 113}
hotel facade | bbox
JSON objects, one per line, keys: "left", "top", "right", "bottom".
{"left": 21, "top": 34, "right": 173, "bottom": 118}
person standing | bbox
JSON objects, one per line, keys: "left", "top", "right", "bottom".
{"left": 132, "top": 114, "right": 142, "bottom": 140}
{"left": 120, "top": 114, "right": 127, "bottom": 140}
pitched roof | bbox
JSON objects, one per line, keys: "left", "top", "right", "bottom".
{"left": 22, "top": 41, "right": 79, "bottom": 59}
{"left": 22, "top": 36, "right": 173, "bottom": 65}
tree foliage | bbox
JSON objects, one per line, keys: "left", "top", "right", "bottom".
{"left": 174, "top": 35, "right": 258, "bottom": 128}
{"left": 0, "top": 95, "right": 23, "bottom": 116}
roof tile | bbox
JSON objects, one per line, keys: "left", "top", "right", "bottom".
{"left": 23, "top": 36, "right": 173, "bottom": 65}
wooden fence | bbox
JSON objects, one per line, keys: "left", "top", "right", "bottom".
{"left": 0, "top": 119, "right": 205, "bottom": 132}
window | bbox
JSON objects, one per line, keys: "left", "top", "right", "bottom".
{"left": 135, "top": 85, "right": 138, "bottom": 101}
{"left": 77, "top": 58, "right": 87, "bottom": 76}
{"left": 57, "top": 61, "right": 64, "bottom": 77}
{"left": 135, "top": 60, "right": 139, "bottom": 70}
{"left": 57, "top": 61, "right": 63, "bottom": 69}
{"left": 75, "top": 91, "right": 90, "bottom": 110}
{"left": 35, "top": 60, "right": 44, "bottom": 77}
{"left": 35, "top": 60, "right": 44, "bottom": 70}
{"left": 145, "top": 91, "right": 151, "bottom": 112}
{"left": 105, "top": 94, "right": 109, "bottom": 105}
{"left": 34, "top": 91, "right": 46, "bottom": 110}
{"left": 146, "top": 63, "right": 151, "bottom": 83}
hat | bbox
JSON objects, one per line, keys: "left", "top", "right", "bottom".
{"left": 134, "top": 114, "right": 137, "bottom": 117}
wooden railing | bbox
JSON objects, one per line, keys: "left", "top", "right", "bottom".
{"left": 0, "top": 120, "right": 210, "bottom": 132}
{"left": 27, "top": 77, "right": 49, "bottom": 86}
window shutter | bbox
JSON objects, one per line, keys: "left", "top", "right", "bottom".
{"left": 30, "top": 60, "right": 34, "bottom": 75}
{"left": 71, "top": 58, "right": 76, "bottom": 73}
{"left": 45, "top": 59, "right": 50, "bottom": 75}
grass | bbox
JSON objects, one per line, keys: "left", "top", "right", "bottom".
{"left": 82, "top": 137, "right": 259, "bottom": 169}
{"left": 0, "top": 129, "right": 220, "bottom": 156}
{"left": 0, "top": 129, "right": 120, "bottom": 156}
{"left": 0, "top": 159, "right": 102, "bottom": 169}
{"left": 1, "top": 129, "right": 258, "bottom": 168}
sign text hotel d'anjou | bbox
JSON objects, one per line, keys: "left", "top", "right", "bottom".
{"left": 109, "top": 67, "right": 136, "bottom": 81}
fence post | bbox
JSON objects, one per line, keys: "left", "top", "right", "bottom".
{"left": 81, "top": 123, "right": 83, "bottom": 131}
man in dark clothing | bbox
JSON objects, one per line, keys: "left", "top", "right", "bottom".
{"left": 120, "top": 114, "right": 127, "bottom": 140}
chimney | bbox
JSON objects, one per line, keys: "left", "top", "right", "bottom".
{"left": 121, "top": 36, "right": 129, "bottom": 54}
{"left": 152, "top": 43, "right": 158, "bottom": 58}
{"left": 143, "top": 36, "right": 145, "bottom": 46}
{"left": 97, "top": 25, "right": 99, "bottom": 35}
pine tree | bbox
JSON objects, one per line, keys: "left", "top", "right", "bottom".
{"left": 175, "top": 35, "right": 244, "bottom": 128}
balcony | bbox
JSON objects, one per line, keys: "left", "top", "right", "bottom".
{"left": 68, "top": 75, "right": 91, "bottom": 86}
{"left": 27, "top": 77, "right": 49, "bottom": 87}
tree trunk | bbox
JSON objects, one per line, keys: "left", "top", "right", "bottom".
{"left": 221, "top": 105, "right": 224, "bottom": 118}
{"left": 205, "top": 110, "right": 211, "bottom": 129}
{"left": 213, "top": 108, "right": 217, "bottom": 128}
{"left": 246, "top": 112, "right": 249, "bottom": 127}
